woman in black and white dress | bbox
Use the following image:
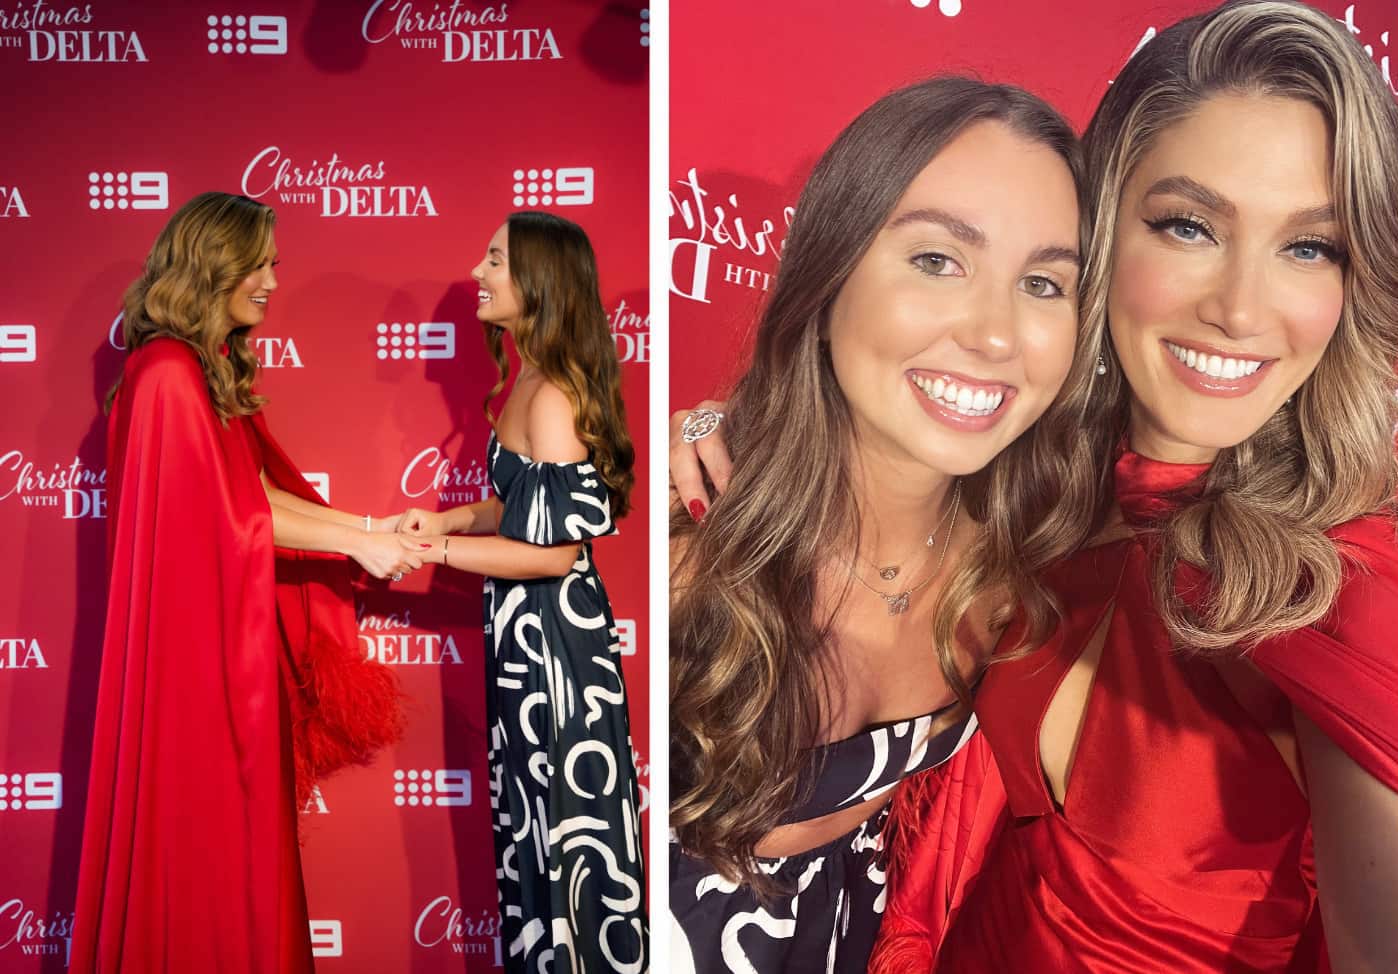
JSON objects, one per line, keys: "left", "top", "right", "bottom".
{"left": 402, "top": 212, "right": 646, "bottom": 974}
{"left": 669, "top": 78, "right": 1088, "bottom": 972}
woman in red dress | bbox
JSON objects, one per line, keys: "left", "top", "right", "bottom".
{"left": 871, "top": 2, "right": 1398, "bottom": 970}
{"left": 70, "top": 192, "right": 411, "bottom": 973}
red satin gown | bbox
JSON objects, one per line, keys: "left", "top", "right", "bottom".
{"left": 873, "top": 450, "right": 1398, "bottom": 973}
{"left": 70, "top": 338, "right": 401, "bottom": 973}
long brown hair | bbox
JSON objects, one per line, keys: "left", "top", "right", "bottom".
{"left": 483, "top": 212, "right": 635, "bottom": 517}
{"left": 109, "top": 191, "right": 275, "bottom": 421}
{"left": 940, "top": 0, "right": 1398, "bottom": 674}
{"left": 670, "top": 78, "right": 1085, "bottom": 889}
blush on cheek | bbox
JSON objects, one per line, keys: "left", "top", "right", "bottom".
{"left": 1289, "top": 287, "right": 1344, "bottom": 354}
{"left": 1109, "top": 243, "right": 1188, "bottom": 334}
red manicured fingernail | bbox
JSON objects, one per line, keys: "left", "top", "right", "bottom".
{"left": 688, "top": 499, "right": 707, "bottom": 521}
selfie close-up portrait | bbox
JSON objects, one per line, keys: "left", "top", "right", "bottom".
{"left": 668, "top": 1, "right": 1398, "bottom": 972}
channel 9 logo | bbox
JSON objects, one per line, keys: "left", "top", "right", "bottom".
{"left": 0, "top": 772, "right": 62, "bottom": 811}
{"left": 510, "top": 166, "right": 595, "bottom": 207}
{"left": 374, "top": 322, "right": 456, "bottom": 360}
{"left": 393, "top": 768, "right": 470, "bottom": 807}
{"left": 206, "top": 15, "right": 289, "bottom": 55}
{"left": 0, "top": 325, "right": 36, "bottom": 363}
{"left": 87, "top": 171, "right": 168, "bottom": 211}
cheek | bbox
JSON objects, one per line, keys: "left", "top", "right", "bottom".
{"left": 1021, "top": 310, "right": 1077, "bottom": 391}
{"left": 1284, "top": 278, "right": 1344, "bottom": 359}
{"left": 1109, "top": 241, "right": 1191, "bottom": 343}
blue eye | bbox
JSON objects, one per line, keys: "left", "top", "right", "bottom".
{"left": 1145, "top": 214, "right": 1217, "bottom": 244}
{"left": 1285, "top": 238, "right": 1343, "bottom": 264}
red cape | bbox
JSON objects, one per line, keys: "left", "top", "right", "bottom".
{"left": 70, "top": 338, "right": 401, "bottom": 973}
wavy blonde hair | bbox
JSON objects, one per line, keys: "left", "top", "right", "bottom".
{"left": 109, "top": 192, "right": 275, "bottom": 421}
{"left": 933, "top": 0, "right": 1398, "bottom": 684}
{"left": 670, "top": 78, "right": 1085, "bottom": 890}
{"left": 481, "top": 212, "right": 634, "bottom": 517}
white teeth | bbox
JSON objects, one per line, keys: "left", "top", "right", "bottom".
{"left": 1165, "top": 341, "right": 1267, "bottom": 381}
{"left": 910, "top": 375, "right": 1007, "bottom": 417}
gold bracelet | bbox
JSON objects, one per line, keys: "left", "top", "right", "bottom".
{"left": 442, "top": 536, "right": 450, "bottom": 566}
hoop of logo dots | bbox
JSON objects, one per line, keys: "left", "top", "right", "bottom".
{"left": 512, "top": 169, "right": 556, "bottom": 207}
{"left": 0, "top": 773, "right": 23, "bottom": 810}
{"left": 207, "top": 14, "right": 251, "bottom": 54}
{"left": 376, "top": 322, "right": 421, "bottom": 360}
{"left": 394, "top": 769, "right": 439, "bottom": 807}
{"left": 88, "top": 172, "right": 132, "bottom": 211}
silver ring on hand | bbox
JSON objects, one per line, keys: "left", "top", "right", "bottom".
{"left": 681, "top": 407, "right": 724, "bottom": 443}
{"left": 391, "top": 572, "right": 403, "bottom": 581}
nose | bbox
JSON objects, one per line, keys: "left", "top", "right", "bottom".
{"left": 470, "top": 262, "right": 485, "bottom": 282}
{"left": 263, "top": 265, "right": 278, "bottom": 291}
{"left": 1196, "top": 248, "right": 1271, "bottom": 339}
{"left": 948, "top": 282, "right": 1020, "bottom": 363}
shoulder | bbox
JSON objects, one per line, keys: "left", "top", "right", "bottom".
{"left": 1328, "top": 511, "right": 1398, "bottom": 575}
{"left": 126, "top": 337, "right": 204, "bottom": 391}
{"left": 525, "top": 380, "right": 587, "bottom": 463}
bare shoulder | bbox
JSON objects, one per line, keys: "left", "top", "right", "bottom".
{"left": 525, "top": 379, "right": 587, "bottom": 463}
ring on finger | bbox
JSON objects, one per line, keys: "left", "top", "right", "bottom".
{"left": 391, "top": 572, "right": 404, "bottom": 581}
{"left": 681, "top": 407, "right": 724, "bottom": 443}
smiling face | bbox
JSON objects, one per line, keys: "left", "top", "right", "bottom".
{"left": 827, "top": 120, "right": 1081, "bottom": 477}
{"left": 1108, "top": 94, "right": 1345, "bottom": 463}
{"left": 471, "top": 222, "right": 525, "bottom": 330}
{"left": 226, "top": 231, "right": 278, "bottom": 329}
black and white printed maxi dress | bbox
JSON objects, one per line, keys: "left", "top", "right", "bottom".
{"left": 670, "top": 701, "right": 979, "bottom": 973}
{"left": 482, "top": 432, "right": 648, "bottom": 974}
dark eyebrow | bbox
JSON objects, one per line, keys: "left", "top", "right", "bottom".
{"left": 1146, "top": 176, "right": 1337, "bottom": 228}
{"left": 1287, "top": 202, "right": 1336, "bottom": 226}
{"left": 1144, "top": 176, "right": 1236, "bottom": 218}
{"left": 488, "top": 246, "right": 506, "bottom": 258}
{"left": 887, "top": 207, "right": 987, "bottom": 248}
{"left": 889, "top": 207, "right": 1078, "bottom": 266}
{"left": 1028, "top": 245, "right": 1081, "bottom": 267}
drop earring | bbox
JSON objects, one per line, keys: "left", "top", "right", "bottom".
{"left": 1095, "top": 355, "right": 1108, "bottom": 376}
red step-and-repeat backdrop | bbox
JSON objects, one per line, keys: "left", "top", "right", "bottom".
{"left": 0, "top": 2, "right": 649, "bottom": 970}
{"left": 669, "top": 0, "right": 1397, "bottom": 410}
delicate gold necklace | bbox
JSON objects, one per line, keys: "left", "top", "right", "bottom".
{"left": 848, "top": 481, "right": 962, "bottom": 615}
{"left": 858, "top": 484, "right": 960, "bottom": 581}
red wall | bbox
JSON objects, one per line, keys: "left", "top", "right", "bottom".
{"left": 669, "top": 0, "right": 1396, "bottom": 409}
{"left": 0, "top": 2, "right": 649, "bottom": 970}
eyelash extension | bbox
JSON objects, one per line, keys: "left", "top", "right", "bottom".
{"left": 1284, "top": 234, "right": 1347, "bottom": 264}
{"left": 1144, "top": 211, "right": 1217, "bottom": 241}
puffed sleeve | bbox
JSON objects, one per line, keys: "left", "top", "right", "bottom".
{"left": 1251, "top": 514, "right": 1398, "bottom": 793}
{"left": 496, "top": 457, "right": 617, "bottom": 545}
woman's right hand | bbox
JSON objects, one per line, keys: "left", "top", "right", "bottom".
{"left": 669, "top": 399, "right": 733, "bottom": 520}
{"left": 398, "top": 507, "right": 458, "bottom": 537}
{"left": 351, "top": 531, "right": 427, "bottom": 579}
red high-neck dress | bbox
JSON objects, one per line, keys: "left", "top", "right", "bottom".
{"left": 872, "top": 451, "right": 1398, "bottom": 973}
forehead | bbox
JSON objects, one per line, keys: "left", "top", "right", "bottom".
{"left": 891, "top": 120, "right": 1079, "bottom": 240}
{"left": 1129, "top": 94, "right": 1332, "bottom": 206}
{"left": 489, "top": 223, "right": 509, "bottom": 252}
